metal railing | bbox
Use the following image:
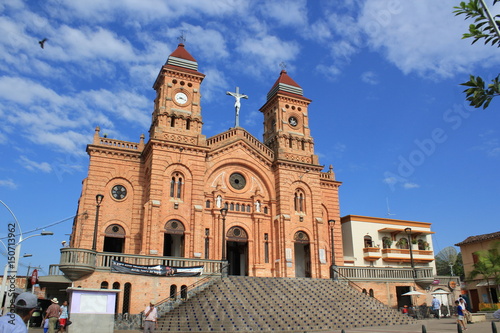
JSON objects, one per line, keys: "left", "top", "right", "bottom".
{"left": 337, "top": 266, "right": 434, "bottom": 281}
{"left": 58, "top": 248, "right": 224, "bottom": 274}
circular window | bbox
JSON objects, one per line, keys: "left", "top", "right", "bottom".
{"left": 111, "top": 185, "right": 127, "bottom": 200}
{"left": 229, "top": 173, "right": 246, "bottom": 190}
{"left": 112, "top": 226, "right": 119, "bottom": 233}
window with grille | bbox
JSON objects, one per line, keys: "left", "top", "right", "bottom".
{"left": 122, "top": 283, "right": 131, "bottom": 314}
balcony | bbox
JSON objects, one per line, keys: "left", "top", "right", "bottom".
{"left": 381, "top": 248, "right": 434, "bottom": 263}
{"left": 362, "top": 247, "right": 381, "bottom": 261}
{"left": 58, "top": 248, "right": 224, "bottom": 281}
{"left": 337, "top": 265, "right": 435, "bottom": 286}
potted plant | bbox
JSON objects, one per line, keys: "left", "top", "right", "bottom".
{"left": 383, "top": 238, "right": 393, "bottom": 248}
{"left": 396, "top": 238, "right": 408, "bottom": 249}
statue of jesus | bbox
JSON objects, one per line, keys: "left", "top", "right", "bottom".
{"left": 226, "top": 87, "right": 248, "bottom": 128}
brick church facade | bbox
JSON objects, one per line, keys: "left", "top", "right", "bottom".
{"left": 55, "top": 43, "right": 438, "bottom": 315}
{"left": 62, "top": 43, "right": 344, "bottom": 311}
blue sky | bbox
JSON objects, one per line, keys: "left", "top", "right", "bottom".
{"left": 1, "top": 0, "right": 500, "bottom": 275}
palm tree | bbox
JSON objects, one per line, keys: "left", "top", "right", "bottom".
{"left": 469, "top": 241, "right": 500, "bottom": 304}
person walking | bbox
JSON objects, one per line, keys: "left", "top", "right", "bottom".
{"left": 143, "top": 301, "right": 158, "bottom": 333}
{"left": 455, "top": 300, "right": 467, "bottom": 331}
{"left": 43, "top": 298, "right": 61, "bottom": 333}
{"left": 0, "top": 292, "right": 39, "bottom": 333}
{"left": 58, "top": 301, "right": 69, "bottom": 333}
{"left": 431, "top": 296, "right": 441, "bottom": 319}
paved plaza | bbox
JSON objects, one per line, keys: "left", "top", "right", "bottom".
{"left": 26, "top": 317, "right": 500, "bottom": 333}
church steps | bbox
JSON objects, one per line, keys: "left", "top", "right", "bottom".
{"left": 155, "top": 276, "right": 415, "bottom": 331}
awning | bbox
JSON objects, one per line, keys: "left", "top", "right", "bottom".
{"left": 476, "top": 280, "right": 496, "bottom": 287}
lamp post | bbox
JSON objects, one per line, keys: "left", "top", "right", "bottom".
{"left": 92, "top": 194, "right": 104, "bottom": 251}
{"left": 220, "top": 207, "right": 228, "bottom": 261}
{"left": 328, "top": 219, "right": 337, "bottom": 280}
{"left": 404, "top": 227, "right": 417, "bottom": 280}
{"left": 220, "top": 207, "right": 228, "bottom": 278}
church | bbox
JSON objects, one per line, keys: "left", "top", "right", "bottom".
{"left": 44, "top": 42, "right": 442, "bottom": 316}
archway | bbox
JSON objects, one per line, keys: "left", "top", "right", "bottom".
{"left": 163, "top": 220, "right": 185, "bottom": 257}
{"left": 294, "top": 231, "right": 311, "bottom": 278}
{"left": 103, "top": 224, "right": 125, "bottom": 253}
{"left": 226, "top": 226, "right": 248, "bottom": 276}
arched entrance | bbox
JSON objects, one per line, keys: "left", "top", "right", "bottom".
{"left": 294, "top": 231, "right": 311, "bottom": 278}
{"left": 163, "top": 220, "right": 185, "bottom": 257}
{"left": 103, "top": 224, "right": 125, "bottom": 253}
{"left": 226, "top": 226, "right": 248, "bottom": 276}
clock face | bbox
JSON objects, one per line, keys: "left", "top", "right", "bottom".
{"left": 229, "top": 173, "right": 246, "bottom": 190}
{"left": 111, "top": 185, "right": 127, "bottom": 200}
{"left": 289, "top": 116, "right": 298, "bottom": 127}
{"left": 174, "top": 92, "right": 188, "bottom": 105}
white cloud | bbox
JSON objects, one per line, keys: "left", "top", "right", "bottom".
{"left": 361, "top": 71, "right": 378, "bottom": 85}
{"left": 236, "top": 35, "right": 300, "bottom": 75}
{"left": 260, "top": 0, "right": 308, "bottom": 27}
{"left": 0, "top": 179, "right": 17, "bottom": 189}
{"left": 403, "top": 182, "right": 420, "bottom": 189}
{"left": 18, "top": 156, "right": 52, "bottom": 173}
{"left": 359, "top": 1, "right": 500, "bottom": 78}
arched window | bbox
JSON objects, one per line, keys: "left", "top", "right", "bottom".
{"left": 170, "top": 117, "right": 175, "bottom": 127}
{"left": 369, "top": 289, "right": 374, "bottom": 297}
{"left": 181, "top": 285, "right": 188, "bottom": 299}
{"left": 301, "top": 140, "right": 305, "bottom": 150}
{"left": 382, "top": 237, "right": 392, "bottom": 249}
{"left": 113, "top": 282, "right": 120, "bottom": 314}
{"left": 364, "top": 235, "right": 373, "bottom": 248}
{"left": 100, "top": 281, "right": 108, "bottom": 289}
{"left": 186, "top": 119, "right": 190, "bottom": 130}
{"left": 205, "top": 200, "right": 211, "bottom": 208}
{"left": 170, "top": 285, "right": 177, "bottom": 299}
{"left": 103, "top": 224, "right": 125, "bottom": 253}
{"left": 169, "top": 173, "right": 184, "bottom": 199}
{"left": 418, "top": 239, "right": 425, "bottom": 250}
{"left": 236, "top": 203, "right": 240, "bottom": 211}
{"left": 362, "top": 288, "right": 367, "bottom": 295}
{"left": 289, "top": 137, "right": 293, "bottom": 148}
{"left": 294, "top": 190, "right": 305, "bottom": 212}
{"left": 122, "top": 283, "right": 131, "bottom": 314}
{"left": 397, "top": 238, "right": 409, "bottom": 249}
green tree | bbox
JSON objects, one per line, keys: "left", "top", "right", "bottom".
{"left": 468, "top": 241, "right": 500, "bottom": 303}
{"left": 454, "top": 0, "right": 500, "bottom": 109}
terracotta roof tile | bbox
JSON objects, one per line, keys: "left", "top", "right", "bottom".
{"left": 169, "top": 43, "right": 197, "bottom": 62}
{"left": 455, "top": 231, "right": 500, "bottom": 246}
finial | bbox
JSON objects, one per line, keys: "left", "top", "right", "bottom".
{"left": 177, "top": 31, "right": 186, "bottom": 44}
{"left": 279, "top": 62, "right": 287, "bottom": 71}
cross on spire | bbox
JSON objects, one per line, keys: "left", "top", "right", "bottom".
{"left": 226, "top": 87, "right": 248, "bottom": 128}
{"left": 177, "top": 31, "right": 186, "bottom": 44}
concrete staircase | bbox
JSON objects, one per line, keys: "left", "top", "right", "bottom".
{"left": 156, "top": 276, "right": 415, "bottom": 332}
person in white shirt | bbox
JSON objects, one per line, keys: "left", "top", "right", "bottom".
{"left": 143, "top": 301, "right": 158, "bottom": 333}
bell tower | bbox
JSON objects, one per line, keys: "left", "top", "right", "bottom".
{"left": 260, "top": 70, "right": 318, "bottom": 165}
{"left": 150, "top": 43, "right": 206, "bottom": 145}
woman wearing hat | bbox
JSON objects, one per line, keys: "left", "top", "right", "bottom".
{"left": 43, "top": 298, "right": 61, "bottom": 333}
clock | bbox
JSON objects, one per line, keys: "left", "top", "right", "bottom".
{"left": 174, "top": 92, "right": 188, "bottom": 105}
{"left": 289, "top": 116, "right": 298, "bottom": 127}
{"left": 229, "top": 173, "right": 246, "bottom": 190}
{"left": 111, "top": 185, "right": 127, "bottom": 200}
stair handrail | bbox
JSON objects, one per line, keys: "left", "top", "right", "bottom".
{"left": 333, "top": 266, "right": 392, "bottom": 308}
{"left": 140, "top": 262, "right": 229, "bottom": 325}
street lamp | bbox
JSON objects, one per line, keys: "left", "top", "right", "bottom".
{"left": 328, "top": 219, "right": 337, "bottom": 280}
{"left": 220, "top": 207, "right": 228, "bottom": 261}
{"left": 92, "top": 194, "right": 104, "bottom": 251}
{"left": 404, "top": 227, "right": 417, "bottom": 280}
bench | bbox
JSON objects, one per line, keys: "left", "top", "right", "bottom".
{"left": 470, "top": 313, "right": 486, "bottom": 323}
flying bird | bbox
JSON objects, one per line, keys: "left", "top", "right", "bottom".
{"left": 39, "top": 38, "right": 48, "bottom": 49}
